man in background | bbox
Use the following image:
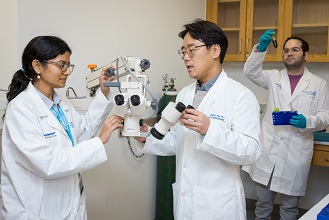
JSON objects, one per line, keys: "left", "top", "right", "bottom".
{"left": 242, "top": 30, "right": 329, "bottom": 220}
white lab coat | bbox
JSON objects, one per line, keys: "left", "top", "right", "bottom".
{"left": 139, "top": 71, "right": 261, "bottom": 220}
{"left": 242, "top": 45, "right": 329, "bottom": 196}
{"left": 1, "top": 83, "right": 114, "bottom": 220}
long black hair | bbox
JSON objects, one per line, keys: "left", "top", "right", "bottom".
{"left": 178, "top": 18, "right": 228, "bottom": 64}
{"left": 6, "top": 36, "right": 72, "bottom": 103}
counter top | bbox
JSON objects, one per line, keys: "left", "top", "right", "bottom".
{"left": 314, "top": 141, "right": 329, "bottom": 146}
{"left": 299, "top": 194, "right": 329, "bottom": 219}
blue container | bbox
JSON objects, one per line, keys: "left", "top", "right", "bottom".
{"left": 317, "top": 203, "right": 329, "bottom": 220}
{"left": 314, "top": 131, "right": 329, "bottom": 142}
{"left": 272, "top": 111, "right": 298, "bottom": 125}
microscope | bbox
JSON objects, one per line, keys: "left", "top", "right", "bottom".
{"left": 87, "top": 56, "right": 157, "bottom": 137}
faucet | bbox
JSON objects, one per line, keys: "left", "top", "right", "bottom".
{"left": 66, "top": 87, "right": 77, "bottom": 98}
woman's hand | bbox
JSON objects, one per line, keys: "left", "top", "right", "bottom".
{"left": 99, "top": 66, "right": 116, "bottom": 97}
{"left": 98, "top": 115, "right": 123, "bottom": 144}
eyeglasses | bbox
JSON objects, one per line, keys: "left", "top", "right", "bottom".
{"left": 178, "top": 44, "right": 206, "bottom": 59}
{"left": 283, "top": 47, "right": 301, "bottom": 55}
{"left": 42, "top": 60, "right": 75, "bottom": 73}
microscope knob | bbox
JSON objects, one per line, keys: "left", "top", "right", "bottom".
{"left": 87, "top": 64, "right": 97, "bottom": 72}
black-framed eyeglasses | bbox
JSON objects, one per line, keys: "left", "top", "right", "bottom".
{"left": 178, "top": 44, "right": 206, "bottom": 59}
{"left": 283, "top": 47, "right": 301, "bottom": 55}
{"left": 42, "top": 60, "right": 75, "bottom": 73}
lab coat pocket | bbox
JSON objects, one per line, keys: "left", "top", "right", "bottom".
{"left": 38, "top": 178, "right": 73, "bottom": 219}
{"left": 287, "top": 136, "right": 312, "bottom": 165}
{"left": 192, "top": 187, "right": 235, "bottom": 220}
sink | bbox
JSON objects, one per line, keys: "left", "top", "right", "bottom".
{"left": 68, "top": 98, "right": 93, "bottom": 112}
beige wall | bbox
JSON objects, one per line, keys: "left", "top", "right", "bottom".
{"left": 0, "top": 0, "right": 17, "bottom": 97}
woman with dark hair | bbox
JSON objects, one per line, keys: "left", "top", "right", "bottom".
{"left": 1, "top": 36, "right": 123, "bottom": 219}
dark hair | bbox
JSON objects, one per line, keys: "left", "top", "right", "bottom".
{"left": 178, "top": 18, "right": 228, "bottom": 64}
{"left": 6, "top": 36, "right": 72, "bottom": 103}
{"left": 283, "top": 36, "right": 309, "bottom": 54}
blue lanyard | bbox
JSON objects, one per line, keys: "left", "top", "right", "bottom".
{"left": 50, "top": 105, "right": 74, "bottom": 147}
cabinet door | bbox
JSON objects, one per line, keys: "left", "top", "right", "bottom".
{"left": 285, "top": 0, "right": 329, "bottom": 62}
{"left": 246, "top": 0, "right": 285, "bottom": 61}
{"left": 206, "top": 0, "right": 247, "bottom": 61}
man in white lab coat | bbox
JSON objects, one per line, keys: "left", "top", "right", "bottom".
{"left": 135, "top": 19, "right": 261, "bottom": 220}
{"left": 242, "top": 30, "right": 329, "bottom": 220}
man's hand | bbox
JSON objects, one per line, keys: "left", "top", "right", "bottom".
{"left": 134, "top": 123, "right": 149, "bottom": 143}
{"left": 180, "top": 109, "right": 210, "bottom": 135}
{"left": 290, "top": 114, "right": 306, "bottom": 128}
{"left": 258, "top": 30, "right": 275, "bottom": 52}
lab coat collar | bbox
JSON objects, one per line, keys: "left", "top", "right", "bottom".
{"left": 279, "top": 70, "right": 292, "bottom": 105}
{"left": 290, "top": 67, "right": 311, "bottom": 101}
{"left": 26, "top": 83, "right": 69, "bottom": 133}
{"left": 192, "top": 70, "right": 228, "bottom": 110}
{"left": 26, "top": 83, "right": 50, "bottom": 117}
{"left": 209, "top": 70, "right": 228, "bottom": 93}
{"left": 26, "top": 83, "right": 70, "bottom": 115}
{"left": 280, "top": 67, "right": 311, "bottom": 104}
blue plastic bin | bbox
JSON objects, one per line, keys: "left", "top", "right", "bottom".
{"left": 317, "top": 203, "right": 329, "bottom": 220}
{"left": 272, "top": 111, "right": 298, "bottom": 125}
{"left": 314, "top": 131, "right": 329, "bottom": 142}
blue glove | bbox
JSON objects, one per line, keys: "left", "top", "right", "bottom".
{"left": 290, "top": 114, "right": 306, "bottom": 128}
{"left": 258, "top": 30, "right": 275, "bottom": 52}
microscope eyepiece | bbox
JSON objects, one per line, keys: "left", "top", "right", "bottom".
{"left": 130, "top": 95, "right": 141, "bottom": 106}
{"left": 175, "top": 102, "right": 186, "bottom": 113}
{"left": 150, "top": 127, "right": 165, "bottom": 140}
{"left": 150, "top": 101, "right": 187, "bottom": 140}
{"left": 114, "top": 94, "right": 125, "bottom": 106}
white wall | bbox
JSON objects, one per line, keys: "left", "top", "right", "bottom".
{"left": 16, "top": 0, "right": 198, "bottom": 100}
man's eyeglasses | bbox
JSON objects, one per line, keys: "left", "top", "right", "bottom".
{"left": 283, "top": 47, "right": 301, "bottom": 55}
{"left": 42, "top": 60, "right": 75, "bottom": 73}
{"left": 178, "top": 44, "right": 206, "bottom": 59}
